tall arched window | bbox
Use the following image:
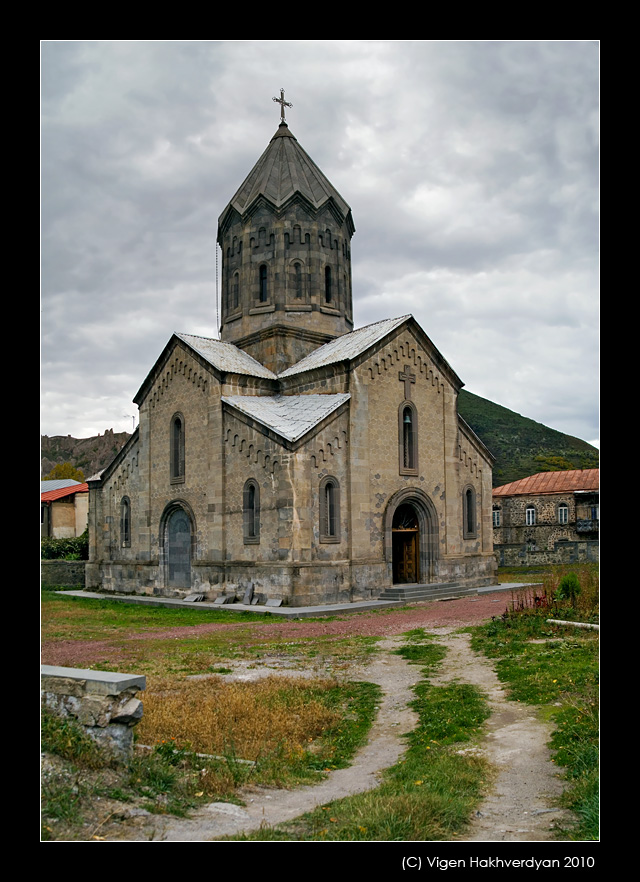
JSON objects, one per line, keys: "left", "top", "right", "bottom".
{"left": 243, "top": 479, "right": 260, "bottom": 543}
{"left": 325, "top": 266, "right": 332, "bottom": 303}
{"left": 294, "top": 262, "right": 303, "bottom": 299}
{"left": 120, "top": 496, "right": 131, "bottom": 547}
{"left": 233, "top": 272, "right": 239, "bottom": 310}
{"left": 558, "top": 502, "right": 568, "bottom": 524}
{"left": 319, "top": 476, "right": 340, "bottom": 542}
{"left": 398, "top": 402, "right": 418, "bottom": 475}
{"left": 526, "top": 505, "right": 536, "bottom": 526}
{"left": 463, "top": 486, "right": 477, "bottom": 538}
{"left": 259, "top": 264, "right": 268, "bottom": 302}
{"left": 170, "top": 413, "right": 185, "bottom": 483}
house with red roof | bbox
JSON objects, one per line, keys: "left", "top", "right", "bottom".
{"left": 492, "top": 468, "right": 599, "bottom": 566}
{"left": 41, "top": 480, "right": 89, "bottom": 539}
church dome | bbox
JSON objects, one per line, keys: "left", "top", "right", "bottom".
{"left": 216, "top": 112, "right": 356, "bottom": 373}
{"left": 218, "top": 122, "right": 354, "bottom": 236}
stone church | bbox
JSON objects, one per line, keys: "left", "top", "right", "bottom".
{"left": 87, "top": 103, "right": 497, "bottom": 607}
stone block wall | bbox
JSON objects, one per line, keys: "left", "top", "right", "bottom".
{"left": 41, "top": 560, "right": 86, "bottom": 588}
{"left": 41, "top": 666, "right": 146, "bottom": 761}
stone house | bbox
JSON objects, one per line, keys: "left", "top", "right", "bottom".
{"left": 492, "top": 469, "right": 599, "bottom": 567}
{"left": 86, "top": 114, "right": 497, "bottom": 606}
{"left": 41, "top": 480, "right": 89, "bottom": 539}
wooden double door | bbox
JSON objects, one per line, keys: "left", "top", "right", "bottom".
{"left": 392, "top": 503, "right": 420, "bottom": 584}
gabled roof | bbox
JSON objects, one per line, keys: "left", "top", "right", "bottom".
{"left": 218, "top": 123, "right": 354, "bottom": 235}
{"left": 222, "top": 393, "right": 350, "bottom": 443}
{"left": 41, "top": 482, "right": 89, "bottom": 502}
{"left": 40, "top": 479, "right": 81, "bottom": 493}
{"left": 175, "top": 334, "right": 277, "bottom": 379}
{"left": 134, "top": 314, "right": 463, "bottom": 407}
{"left": 278, "top": 314, "right": 463, "bottom": 390}
{"left": 493, "top": 469, "right": 599, "bottom": 498}
{"left": 134, "top": 333, "right": 277, "bottom": 405}
{"left": 279, "top": 316, "right": 411, "bottom": 378}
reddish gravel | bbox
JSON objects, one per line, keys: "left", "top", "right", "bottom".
{"left": 42, "top": 591, "right": 513, "bottom": 669}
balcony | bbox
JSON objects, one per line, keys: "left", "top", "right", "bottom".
{"left": 576, "top": 519, "right": 598, "bottom": 534}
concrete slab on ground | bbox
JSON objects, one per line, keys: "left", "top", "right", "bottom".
{"left": 55, "top": 583, "right": 537, "bottom": 619}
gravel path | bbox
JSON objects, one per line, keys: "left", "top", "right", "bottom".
{"left": 71, "top": 591, "right": 572, "bottom": 842}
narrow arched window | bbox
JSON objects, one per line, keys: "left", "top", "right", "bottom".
{"left": 463, "top": 486, "right": 477, "bottom": 538}
{"left": 233, "top": 272, "right": 239, "bottom": 310}
{"left": 403, "top": 407, "right": 414, "bottom": 469}
{"left": 294, "top": 262, "right": 303, "bottom": 298}
{"left": 526, "top": 505, "right": 536, "bottom": 526}
{"left": 120, "top": 496, "right": 131, "bottom": 547}
{"left": 319, "top": 476, "right": 340, "bottom": 543}
{"left": 399, "top": 403, "right": 418, "bottom": 474}
{"left": 243, "top": 479, "right": 260, "bottom": 543}
{"left": 170, "top": 413, "right": 185, "bottom": 483}
{"left": 558, "top": 502, "right": 568, "bottom": 524}
{"left": 325, "top": 266, "right": 332, "bottom": 303}
{"left": 259, "top": 264, "right": 268, "bottom": 302}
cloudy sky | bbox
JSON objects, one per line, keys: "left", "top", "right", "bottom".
{"left": 41, "top": 41, "right": 599, "bottom": 447}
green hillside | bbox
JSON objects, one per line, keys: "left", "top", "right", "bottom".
{"left": 458, "top": 389, "right": 599, "bottom": 487}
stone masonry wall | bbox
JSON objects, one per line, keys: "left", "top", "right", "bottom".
{"left": 41, "top": 666, "right": 146, "bottom": 761}
{"left": 41, "top": 560, "right": 86, "bottom": 588}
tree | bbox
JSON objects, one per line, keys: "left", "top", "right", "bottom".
{"left": 44, "top": 463, "right": 85, "bottom": 482}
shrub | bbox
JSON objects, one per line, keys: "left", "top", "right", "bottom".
{"left": 41, "top": 531, "right": 89, "bottom": 561}
{"left": 555, "top": 572, "right": 582, "bottom": 605}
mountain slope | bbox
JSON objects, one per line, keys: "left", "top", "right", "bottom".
{"left": 458, "top": 390, "right": 598, "bottom": 487}
{"left": 41, "top": 430, "right": 132, "bottom": 481}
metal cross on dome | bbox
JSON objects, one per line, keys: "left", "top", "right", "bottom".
{"left": 273, "top": 88, "right": 292, "bottom": 123}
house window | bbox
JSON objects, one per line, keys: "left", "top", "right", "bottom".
{"left": 463, "top": 486, "right": 477, "bottom": 538}
{"left": 558, "top": 502, "right": 568, "bottom": 524}
{"left": 259, "top": 264, "right": 268, "bottom": 302}
{"left": 243, "top": 479, "right": 260, "bottom": 544}
{"left": 170, "top": 413, "right": 185, "bottom": 483}
{"left": 120, "top": 497, "right": 131, "bottom": 547}
{"left": 399, "top": 403, "right": 418, "bottom": 474}
{"left": 492, "top": 507, "right": 501, "bottom": 528}
{"left": 526, "top": 505, "right": 536, "bottom": 526}
{"left": 319, "top": 476, "right": 340, "bottom": 542}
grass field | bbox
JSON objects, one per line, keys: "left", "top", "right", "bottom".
{"left": 41, "top": 563, "right": 598, "bottom": 841}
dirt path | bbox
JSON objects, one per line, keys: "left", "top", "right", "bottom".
{"left": 427, "top": 631, "right": 570, "bottom": 841}
{"left": 105, "top": 622, "right": 571, "bottom": 842}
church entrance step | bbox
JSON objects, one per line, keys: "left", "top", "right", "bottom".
{"left": 377, "top": 582, "right": 478, "bottom": 603}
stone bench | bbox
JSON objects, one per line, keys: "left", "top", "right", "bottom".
{"left": 41, "top": 665, "right": 146, "bottom": 761}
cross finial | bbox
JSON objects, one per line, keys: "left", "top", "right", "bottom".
{"left": 273, "top": 88, "right": 292, "bottom": 123}
{"left": 399, "top": 365, "right": 416, "bottom": 400}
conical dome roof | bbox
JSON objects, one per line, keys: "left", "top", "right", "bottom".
{"left": 218, "top": 123, "right": 354, "bottom": 236}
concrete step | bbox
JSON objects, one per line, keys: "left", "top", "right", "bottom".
{"left": 377, "top": 582, "right": 478, "bottom": 603}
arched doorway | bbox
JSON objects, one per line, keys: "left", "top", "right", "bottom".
{"left": 164, "top": 506, "right": 192, "bottom": 590}
{"left": 385, "top": 489, "right": 439, "bottom": 585}
{"left": 392, "top": 503, "right": 420, "bottom": 584}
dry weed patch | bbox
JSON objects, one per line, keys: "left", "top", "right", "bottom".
{"left": 138, "top": 675, "right": 343, "bottom": 763}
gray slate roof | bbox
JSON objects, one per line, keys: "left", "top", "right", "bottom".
{"left": 40, "top": 479, "right": 81, "bottom": 493}
{"left": 279, "top": 315, "right": 411, "bottom": 377}
{"left": 176, "top": 333, "right": 277, "bottom": 379}
{"left": 220, "top": 123, "right": 353, "bottom": 227}
{"left": 222, "top": 393, "right": 350, "bottom": 442}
